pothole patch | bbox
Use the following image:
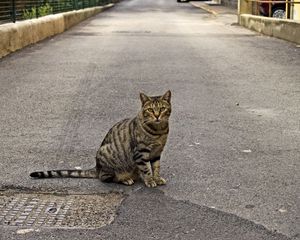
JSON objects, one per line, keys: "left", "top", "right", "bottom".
{"left": 0, "top": 192, "right": 123, "bottom": 229}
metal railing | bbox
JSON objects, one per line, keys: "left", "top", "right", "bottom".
{"left": 247, "top": 0, "right": 300, "bottom": 19}
{"left": 0, "top": 0, "right": 113, "bottom": 24}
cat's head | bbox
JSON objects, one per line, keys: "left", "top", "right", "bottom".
{"left": 139, "top": 90, "right": 171, "bottom": 133}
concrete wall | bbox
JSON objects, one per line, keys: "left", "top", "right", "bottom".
{"left": 0, "top": 4, "right": 114, "bottom": 58}
{"left": 240, "top": 14, "right": 300, "bottom": 45}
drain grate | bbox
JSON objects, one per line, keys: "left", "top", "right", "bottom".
{"left": 0, "top": 192, "right": 123, "bottom": 229}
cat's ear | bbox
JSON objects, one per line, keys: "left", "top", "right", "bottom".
{"left": 161, "top": 90, "right": 171, "bottom": 103}
{"left": 140, "top": 92, "right": 151, "bottom": 105}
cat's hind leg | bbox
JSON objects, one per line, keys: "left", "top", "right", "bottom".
{"left": 115, "top": 171, "right": 135, "bottom": 186}
{"left": 99, "top": 171, "right": 115, "bottom": 183}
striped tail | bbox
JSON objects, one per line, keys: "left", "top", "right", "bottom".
{"left": 30, "top": 168, "right": 98, "bottom": 179}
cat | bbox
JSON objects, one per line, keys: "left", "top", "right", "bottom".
{"left": 30, "top": 90, "right": 171, "bottom": 188}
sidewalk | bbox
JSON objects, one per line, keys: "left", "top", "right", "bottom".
{"left": 189, "top": 1, "right": 237, "bottom": 16}
{"left": 190, "top": 1, "right": 300, "bottom": 44}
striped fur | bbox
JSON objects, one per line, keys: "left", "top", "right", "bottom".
{"left": 30, "top": 91, "right": 171, "bottom": 188}
{"left": 30, "top": 169, "right": 98, "bottom": 178}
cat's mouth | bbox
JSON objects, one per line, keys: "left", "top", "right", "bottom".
{"left": 149, "top": 120, "right": 168, "bottom": 128}
{"left": 142, "top": 119, "right": 169, "bottom": 134}
{"left": 145, "top": 119, "right": 161, "bottom": 125}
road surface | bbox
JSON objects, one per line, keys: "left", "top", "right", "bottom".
{"left": 0, "top": 0, "right": 299, "bottom": 239}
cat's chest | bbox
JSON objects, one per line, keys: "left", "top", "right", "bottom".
{"left": 139, "top": 134, "right": 168, "bottom": 156}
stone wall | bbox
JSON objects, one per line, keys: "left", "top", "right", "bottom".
{"left": 240, "top": 14, "right": 300, "bottom": 44}
{"left": 0, "top": 4, "right": 114, "bottom": 58}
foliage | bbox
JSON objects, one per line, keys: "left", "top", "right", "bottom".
{"left": 39, "top": 3, "right": 53, "bottom": 16}
{"left": 23, "top": 3, "right": 53, "bottom": 20}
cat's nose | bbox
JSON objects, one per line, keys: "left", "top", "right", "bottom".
{"left": 154, "top": 112, "right": 160, "bottom": 119}
{"left": 154, "top": 117, "right": 160, "bottom": 121}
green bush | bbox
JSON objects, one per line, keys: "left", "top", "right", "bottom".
{"left": 23, "top": 3, "right": 53, "bottom": 20}
{"left": 39, "top": 3, "right": 53, "bottom": 16}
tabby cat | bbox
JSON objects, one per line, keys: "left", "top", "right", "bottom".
{"left": 30, "top": 90, "right": 171, "bottom": 187}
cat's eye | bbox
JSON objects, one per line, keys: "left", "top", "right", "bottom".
{"left": 161, "top": 107, "right": 166, "bottom": 111}
{"left": 147, "top": 109, "right": 154, "bottom": 113}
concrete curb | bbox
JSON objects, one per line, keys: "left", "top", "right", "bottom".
{"left": 189, "top": 2, "right": 218, "bottom": 16}
{"left": 0, "top": 4, "right": 114, "bottom": 58}
{"left": 239, "top": 14, "right": 300, "bottom": 45}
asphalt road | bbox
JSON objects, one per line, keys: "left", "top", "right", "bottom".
{"left": 0, "top": 0, "right": 299, "bottom": 239}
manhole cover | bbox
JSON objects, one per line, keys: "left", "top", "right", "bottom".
{"left": 0, "top": 192, "right": 123, "bottom": 229}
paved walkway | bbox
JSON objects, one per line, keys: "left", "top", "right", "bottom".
{"left": 190, "top": 1, "right": 237, "bottom": 15}
{"left": 0, "top": 0, "right": 299, "bottom": 239}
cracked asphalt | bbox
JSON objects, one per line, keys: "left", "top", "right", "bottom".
{"left": 0, "top": 0, "right": 299, "bottom": 239}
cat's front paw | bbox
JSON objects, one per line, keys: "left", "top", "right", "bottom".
{"left": 144, "top": 178, "right": 157, "bottom": 188}
{"left": 154, "top": 177, "right": 166, "bottom": 185}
